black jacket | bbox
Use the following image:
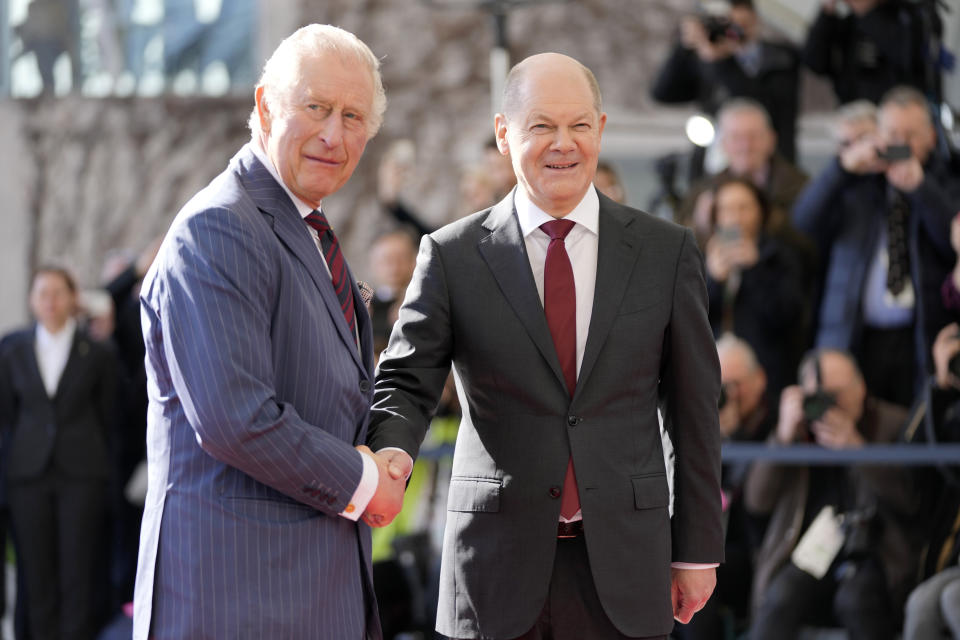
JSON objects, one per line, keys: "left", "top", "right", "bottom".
{"left": 803, "top": 2, "right": 937, "bottom": 104}
{"left": 0, "top": 326, "right": 117, "bottom": 481}
{"left": 651, "top": 39, "right": 800, "bottom": 161}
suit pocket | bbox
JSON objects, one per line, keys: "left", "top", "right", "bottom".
{"left": 447, "top": 476, "right": 501, "bottom": 513}
{"left": 632, "top": 473, "right": 669, "bottom": 510}
{"left": 220, "top": 495, "right": 318, "bottom": 524}
{"left": 618, "top": 286, "right": 661, "bottom": 315}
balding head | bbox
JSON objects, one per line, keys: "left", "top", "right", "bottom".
{"left": 501, "top": 53, "right": 602, "bottom": 119}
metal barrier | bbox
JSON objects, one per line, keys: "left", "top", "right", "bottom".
{"left": 721, "top": 442, "right": 960, "bottom": 465}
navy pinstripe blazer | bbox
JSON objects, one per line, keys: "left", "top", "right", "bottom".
{"left": 133, "top": 144, "right": 380, "bottom": 640}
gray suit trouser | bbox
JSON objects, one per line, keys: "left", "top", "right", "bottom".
{"left": 452, "top": 535, "right": 666, "bottom": 640}
{"left": 903, "top": 565, "right": 960, "bottom": 640}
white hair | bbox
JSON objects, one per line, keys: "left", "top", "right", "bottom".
{"left": 248, "top": 24, "right": 386, "bottom": 139}
{"left": 716, "top": 332, "right": 761, "bottom": 372}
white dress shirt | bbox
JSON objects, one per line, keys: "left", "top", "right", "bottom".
{"left": 35, "top": 318, "right": 76, "bottom": 397}
{"left": 250, "top": 141, "right": 377, "bottom": 521}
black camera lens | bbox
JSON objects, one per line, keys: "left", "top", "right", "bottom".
{"left": 949, "top": 352, "right": 960, "bottom": 380}
{"left": 802, "top": 390, "right": 836, "bottom": 422}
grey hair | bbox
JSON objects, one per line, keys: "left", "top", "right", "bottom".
{"left": 248, "top": 24, "right": 386, "bottom": 139}
{"left": 835, "top": 99, "right": 878, "bottom": 127}
{"left": 717, "top": 97, "right": 773, "bottom": 132}
{"left": 501, "top": 54, "right": 602, "bottom": 118}
{"left": 880, "top": 85, "right": 933, "bottom": 124}
{"left": 716, "top": 333, "right": 761, "bottom": 372}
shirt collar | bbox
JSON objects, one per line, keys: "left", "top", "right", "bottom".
{"left": 515, "top": 185, "right": 600, "bottom": 238}
{"left": 250, "top": 139, "right": 319, "bottom": 220}
{"left": 36, "top": 317, "right": 76, "bottom": 346}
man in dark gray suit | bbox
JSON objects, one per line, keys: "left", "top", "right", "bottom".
{"left": 133, "top": 25, "right": 406, "bottom": 639}
{"left": 370, "top": 53, "right": 724, "bottom": 640}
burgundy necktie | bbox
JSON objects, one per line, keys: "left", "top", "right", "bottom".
{"left": 305, "top": 209, "right": 357, "bottom": 335}
{"left": 540, "top": 219, "right": 580, "bottom": 520}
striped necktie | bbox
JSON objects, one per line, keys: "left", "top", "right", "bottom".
{"left": 305, "top": 209, "right": 357, "bottom": 336}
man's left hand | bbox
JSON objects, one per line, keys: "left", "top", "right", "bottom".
{"left": 671, "top": 567, "right": 716, "bottom": 624}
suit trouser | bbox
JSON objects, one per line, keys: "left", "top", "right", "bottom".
{"left": 510, "top": 536, "right": 666, "bottom": 640}
{"left": 8, "top": 471, "right": 106, "bottom": 640}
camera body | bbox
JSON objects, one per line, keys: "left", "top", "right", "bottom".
{"left": 700, "top": 14, "right": 746, "bottom": 44}
{"left": 877, "top": 144, "right": 912, "bottom": 162}
{"left": 950, "top": 346, "right": 960, "bottom": 381}
{"left": 802, "top": 390, "right": 836, "bottom": 422}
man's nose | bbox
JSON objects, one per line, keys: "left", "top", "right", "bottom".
{"left": 317, "top": 113, "right": 344, "bottom": 147}
{"left": 550, "top": 127, "right": 576, "bottom": 152}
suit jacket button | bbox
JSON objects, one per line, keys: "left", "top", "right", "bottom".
{"left": 567, "top": 415, "right": 580, "bottom": 427}
{"left": 549, "top": 486, "right": 561, "bottom": 498}
{"left": 359, "top": 380, "right": 371, "bottom": 393}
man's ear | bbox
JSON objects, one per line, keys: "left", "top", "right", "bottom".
{"left": 494, "top": 113, "right": 509, "bottom": 155}
{"left": 255, "top": 86, "right": 271, "bottom": 134}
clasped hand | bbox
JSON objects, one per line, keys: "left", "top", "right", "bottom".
{"left": 355, "top": 445, "right": 412, "bottom": 528}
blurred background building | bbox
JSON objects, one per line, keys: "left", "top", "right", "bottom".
{"left": 0, "top": 0, "right": 957, "bottom": 331}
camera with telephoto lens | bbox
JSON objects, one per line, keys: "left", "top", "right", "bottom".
{"left": 701, "top": 14, "right": 746, "bottom": 43}
{"left": 802, "top": 390, "right": 836, "bottom": 422}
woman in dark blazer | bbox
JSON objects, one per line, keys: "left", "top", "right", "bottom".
{"left": 704, "top": 176, "right": 809, "bottom": 399}
{"left": 0, "top": 266, "right": 117, "bottom": 640}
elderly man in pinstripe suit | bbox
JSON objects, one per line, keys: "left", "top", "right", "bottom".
{"left": 133, "top": 24, "right": 408, "bottom": 639}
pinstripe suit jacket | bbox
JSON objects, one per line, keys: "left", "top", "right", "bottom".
{"left": 133, "top": 143, "right": 380, "bottom": 640}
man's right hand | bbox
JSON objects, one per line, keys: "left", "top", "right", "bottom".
{"left": 933, "top": 323, "right": 960, "bottom": 390}
{"left": 356, "top": 445, "right": 407, "bottom": 528}
{"left": 776, "top": 385, "right": 806, "bottom": 444}
{"left": 839, "top": 137, "right": 886, "bottom": 175}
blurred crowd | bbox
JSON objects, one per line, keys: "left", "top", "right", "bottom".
{"left": 1, "top": 0, "right": 960, "bottom": 638}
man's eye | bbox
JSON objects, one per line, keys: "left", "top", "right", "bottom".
{"left": 573, "top": 123, "right": 590, "bottom": 131}
{"left": 531, "top": 124, "right": 551, "bottom": 131}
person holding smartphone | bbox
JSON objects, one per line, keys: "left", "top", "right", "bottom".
{"left": 705, "top": 176, "right": 808, "bottom": 399}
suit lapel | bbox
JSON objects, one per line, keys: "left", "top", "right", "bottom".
{"left": 477, "top": 194, "right": 569, "bottom": 393}
{"left": 17, "top": 331, "right": 49, "bottom": 398}
{"left": 53, "top": 330, "right": 89, "bottom": 399}
{"left": 575, "top": 198, "right": 643, "bottom": 401}
{"left": 233, "top": 145, "right": 365, "bottom": 373}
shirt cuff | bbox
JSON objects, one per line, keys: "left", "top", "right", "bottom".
{"left": 376, "top": 447, "right": 414, "bottom": 480}
{"left": 671, "top": 562, "right": 720, "bottom": 569}
{"left": 340, "top": 450, "right": 378, "bottom": 521}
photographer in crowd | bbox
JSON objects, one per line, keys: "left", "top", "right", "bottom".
{"left": 803, "top": 0, "right": 941, "bottom": 106}
{"left": 902, "top": 321, "right": 960, "bottom": 639}
{"left": 676, "top": 335, "right": 773, "bottom": 639}
{"left": 744, "top": 349, "right": 921, "bottom": 639}
{"left": 792, "top": 85, "right": 960, "bottom": 407}
{"left": 651, "top": 0, "right": 800, "bottom": 164}
{"left": 902, "top": 215, "right": 960, "bottom": 639}
{"left": 704, "top": 177, "right": 807, "bottom": 398}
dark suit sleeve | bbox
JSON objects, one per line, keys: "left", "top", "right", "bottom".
{"left": 650, "top": 43, "right": 704, "bottom": 104}
{"left": 151, "top": 206, "right": 364, "bottom": 513}
{"left": 659, "top": 228, "right": 724, "bottom": 563}
{"left": 802, "top": 10, "right": 840, "bottom": 77}
{"left": 368, "top": 234, "right": 454, "bottom": 458}
{"left": 911, "top": 168, "right": 959, "bottom": 260}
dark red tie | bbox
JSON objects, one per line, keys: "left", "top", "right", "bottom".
{"left": 305, "top": 209, "right": 357, "bottom": 336}
{"left": 540, "top": 219, "right": 580, "bottom": 520}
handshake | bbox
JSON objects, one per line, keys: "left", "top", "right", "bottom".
{"left": 355, "top": 445, "right": 412, "bottom": 528}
